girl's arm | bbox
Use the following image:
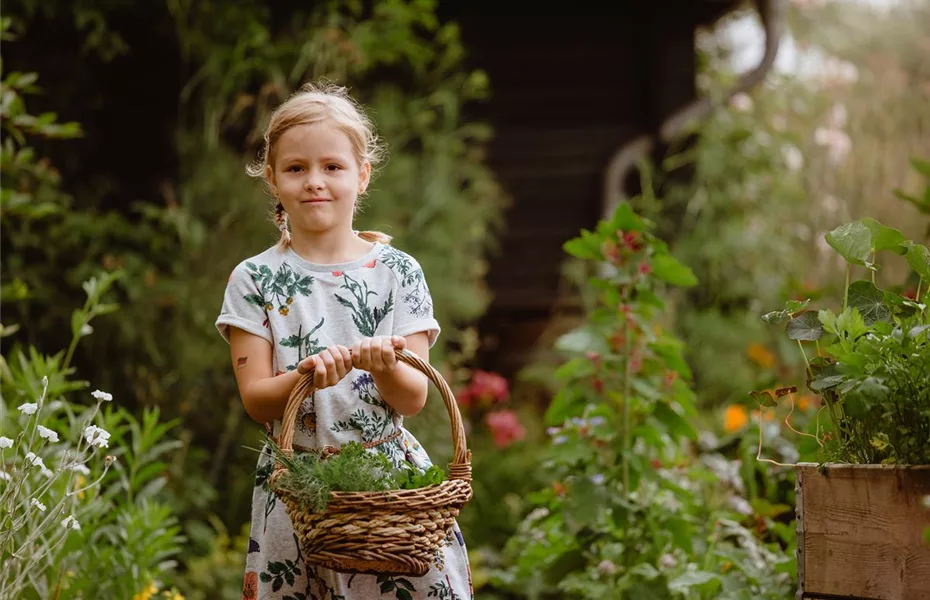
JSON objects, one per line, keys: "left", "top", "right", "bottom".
{"left": 228, "top": 327, "right": 353, "bottom": 424}
{"left": 356, "top": 333, "right": 431, "bottom": 418}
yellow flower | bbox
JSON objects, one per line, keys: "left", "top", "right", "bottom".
{"left": 133, "top": 581, "right": 158, "bottom": 600}
{"left": 724, "top": 405, "right": 749, "bottom": 432}
{"left": 278, "top": 306, "right": 289, "bottom": 316}
{"left": 746, "top": 343, "right": 776, "bottom": 368}
{"left": 75, "top": 474, "right": 86, "bottom": 499}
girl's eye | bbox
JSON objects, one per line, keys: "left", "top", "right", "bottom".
{"left": 325, "top": 164, "right": 341, "bottom": 172}
{"left": 286, "top": 165, "right": 303, "bottom": 172}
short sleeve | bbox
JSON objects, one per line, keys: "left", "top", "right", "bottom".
{"left": 389, "top": 253, "right": 441, "bottom": 348}
{"left": 215, "top": 261, "right": 273, "bottom": 344}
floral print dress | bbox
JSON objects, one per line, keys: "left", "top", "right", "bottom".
{"left": 216, "top": 241, "right": 473, "bottom": 600}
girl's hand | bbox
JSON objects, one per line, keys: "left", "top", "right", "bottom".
{"left": 297, "top": 345, "right": 353, "bottom": 389}
{"left": 350, "top": 336, "right": 406, "bottom": 374}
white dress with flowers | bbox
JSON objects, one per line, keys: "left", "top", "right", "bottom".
{"left": 216, "top": 241, "right": 473, "bottom": 600}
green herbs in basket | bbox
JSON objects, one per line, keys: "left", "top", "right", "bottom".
{"left": 268, "top": 440, "right": 448, "bottom": 512}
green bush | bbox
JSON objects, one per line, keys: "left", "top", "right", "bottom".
{"left": 493, "top": 204, "right": 793, "bottom": 599}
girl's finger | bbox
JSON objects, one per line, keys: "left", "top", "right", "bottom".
{"left": 361, "top": 338, "right": 373, "bottom": 370}
{"left": 391, "top": 335, "right": 406, "bottom": 350}
{"left": 319, "top": 351, "right": 337, "bottom": 388}
{"left": 330, "top": 346, "right": 348, "bottom": 380}
{"left": 381, "top": 337, "right": 395, "bottom": 370}
{"left": 338, "top": 345, "right": 353, "bottom": 373}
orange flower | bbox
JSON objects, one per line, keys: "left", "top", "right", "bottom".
{"left": 724, "top": 405, "right": 749, "bottom": 432}
{"left": 797, "top": 395, "right": 814, "bottom": 412}
{"left": 747, "top": 343, "right": 777, "bottom": 368}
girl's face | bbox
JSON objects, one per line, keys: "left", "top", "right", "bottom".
{"left": 266, "top": 121, "right": 370, "bottom": 238}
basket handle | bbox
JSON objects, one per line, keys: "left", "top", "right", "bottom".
{"left": 276, "top": 348, "right": 471, "bottom": 477}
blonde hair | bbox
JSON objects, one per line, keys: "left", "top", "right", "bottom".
{"left": 247, "top": 82, "right": 392, "bottom": 249}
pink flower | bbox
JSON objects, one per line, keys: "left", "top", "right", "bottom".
{"left": 332, "top": 270, "right": 343, "bottom": 277}
{"left": 363, "top": 260, "right": 377, "bottom": 268}
{"left": 461, "top": 370, "right": 509, "bottom": 409}
{"left": 485, "top": 410, "right": 526, "bottom": 449}
{"left": 638, "top": 262, "right": 652, "bottom": 275}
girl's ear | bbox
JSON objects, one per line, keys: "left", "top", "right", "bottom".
{"left": 265, "top": 164, "right": 277, "bottom": 195}
{"left": 358, "top": 161, "right": 371, "bottom": 195}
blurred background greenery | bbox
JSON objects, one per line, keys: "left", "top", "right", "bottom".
{"left": 2, "top": 0, "right": 929, "bottom": 598}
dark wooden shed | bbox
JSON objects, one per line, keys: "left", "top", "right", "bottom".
{"left": 440, "top": 2, "right": 780, "bottom": 377}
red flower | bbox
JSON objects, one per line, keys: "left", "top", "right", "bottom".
{"left": 904, "top": 287, "right": 918, "bottom": 300}
{"left": 484, "top": 410, "right": 526, "bottom": 449}
{"left": 638, "top": 262, "right": 652, "bottom": 275}
{"left": 622, "top": 231, "right": 643, "bottom": 251}
{"left": 363, "top": 260, "right": 377, "bottom": 268}
{"left": 242, "top": 571, "right": 258, "bottom": 600}
{"left": 332, "top": 270, "right": 343, "bottom": 277}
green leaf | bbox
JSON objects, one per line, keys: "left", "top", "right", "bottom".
{"left": 906, "top": 242, "right": 930, "bottom": 281}
{"left": 825, "top": 221, "right": 871, "bottom": 266}
{"left": 911, "top": 157, "right": 930, "bottom": 177}
{"left": 651, "top": 254, "right": 698, "bottom": 287}
{"left": 563, "top": 230, "right": 602, "bottom": 261}
{"left": 847, "top": 280, "right": 891, "bottom": 325}
{"left": 750, "top": 390, "right": 777, "bottom": 407}
{"left": 860, "top": 218, "right": 907, "bottom": 254}
{"left": 610, "top": 202, "right": 645, "bottom": 232}
{"left": 809, "top": 375, "right": 844, "bottom": 391}
{"left": 762, "top": 310, "right": 789, "bottom": 325}
{"left": 786, "top": 311, "right": 824, "bottom": 341}
{"left": 554, "top": 326, "right": 607, "bottom": 355}
{"left": 668, "top": 571, "right": 719, "bottom": 594}
{"left": 654, "top": 401, "right": 697, "bottom": 440}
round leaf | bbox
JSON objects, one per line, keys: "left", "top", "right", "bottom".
{"left": 786, "top": 311, "right": 824, "bottom": 341}
{"left": 860, "top": 218, "right": 907, "bottom": 254}
{"left": 906, "top": 242, "right": 930, "bottom": 281}
{"left": 847, "top": 280, "right": 891, "bottom": 325}
{"left": 825, "top": 221, "right": 871, "bottom": 266}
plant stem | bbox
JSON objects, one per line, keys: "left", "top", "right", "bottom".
{"left": 815, "top": 339, "right": 822, "bottom": 358}
{"left": 843, "top": 264, "right": 851, "bottom": 312}
{"left": 622, "top": 313, "right": 632, "bottom": 495}
{"left": 917, "top": 280, "right": 923, "bottom": 304}
{"left": 871, "top": 252, "right": 876, "bottom": 284}
{"left": 797, "top": 340, "right": 811, "bottom": 378}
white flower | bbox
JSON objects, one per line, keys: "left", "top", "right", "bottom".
{"left": 41, "top": 467, "right": 53, "bottom": 479}
{"left": 91, "top": 390, "right": 113, "bottom": 402}
{"left": 83, "top": 425, "right": 111, "bottom": 449}
{"left": 24, "top": 452, "right": 46, "bottom": 469}
{"left": 70, "top": 464, "right": 91, "bottom": 476}
{"left": 80, "top": 324, "right": 94, "bottom": 336}
{"left": 729, "top": 92, "right": 753, "bottom": 112}
{"left": 37, "top": 426, "right": 59, "bottom": 443}
{"left": 61, "top": 515, "right": 81, "bottom": 531}
{"left": 0, "top": 436, "right": 12, "bottom": 449}
{"left": 590, "top": 474, "right": 606, "bottom": 485}
{"left": 18, "top": 403, "right": 38, "bottom": 415}
{"left": 814, "top": 127, "right": 851, "bottom": 164}
{"left": 728, "top": 495, "right": 754, "bottom": 516}
{"left": 597, "top": 559, "right": 618, "bottom": 576}
{"left": 31, "top": 498, "right": 47, "bottom": 512}
{"left": 781, "top": 145, "right": 804, "bottom": 171}
{"left": 828, "top": 104, "right": 848, "bottom": 129}
{"left": 0, "top": 471, "right": 11, "bottom": 482}
{"left": 659, "top": 553, "right": 678, "bottom": 569}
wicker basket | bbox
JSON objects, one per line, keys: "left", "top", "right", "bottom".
{"left": 268, "top": 348, "right": 473, "bottom": 577}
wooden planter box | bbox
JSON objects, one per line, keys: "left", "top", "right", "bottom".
{"left": 796, "top": 463, "right": 930, "bottom": 600}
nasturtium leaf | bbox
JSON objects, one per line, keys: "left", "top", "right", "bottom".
{"left": 860, "top": 218, "right": 907, "bottom": 254}
{"left": 786, "top": 311, "right": 824, "bottom": 341}
{"left": 762, "top": 310, "right": 789, "bottom": 325}
{"left": 847, "top": 280, "right": 891, "bottom": 325}
{"left": 750, "top": 390, "right": 778, "bottom": 407}
{"left": 825, "top": 221, "right": 871, "bottom": 266}
{"left": 906, "top": 242, "right": 930, "bottom": 281}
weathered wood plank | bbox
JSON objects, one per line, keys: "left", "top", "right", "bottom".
{"left": 797, "top": 463, "right": 930, "bottom": 600}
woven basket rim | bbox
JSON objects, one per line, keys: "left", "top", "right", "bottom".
{"left": 273, "top": 477, "right": 471, "bottom": 512}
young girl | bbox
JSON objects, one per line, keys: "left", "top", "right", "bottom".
{"left": 215, "top": 83, "right": 473, "bottom": 600}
